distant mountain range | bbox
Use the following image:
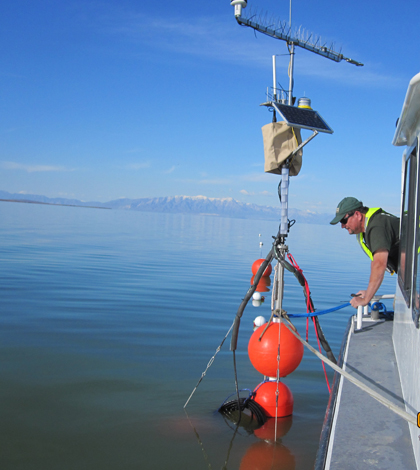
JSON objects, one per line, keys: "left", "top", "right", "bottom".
{"left": 0, "top": 190, "right": 330, "bottom": 224}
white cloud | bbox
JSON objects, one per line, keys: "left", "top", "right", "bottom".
{"left": 1, "top": 127, "right": 18, "bottom": 134}
{"left": 125, "top": 147, "right": 144, "bottom": 154}
{"left": 125, "top": 162, "right": 151, "bottom": 170}
{"left": 240, "top": 189, "right": 254, "bottom": 195}
{"left": 199, "top": 178, "right": 232, "bottom": 185}
{"left": 241, "top": 172, "right": 276, "bottom": 182}
{"left": 165, "top": 165, "right": 176, "bottom": 174}
{"left": 293, "top": 54, "right": 404, "bottom": 89}
{"left": 94, "top": 6, "right": 403, "bottom": 90}
{"left": 1, "top": 161, "right": 74, "bottom": 173}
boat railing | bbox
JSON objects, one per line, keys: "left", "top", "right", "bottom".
{"left": 355, "top": 294, "right": 395, "bottom": 331}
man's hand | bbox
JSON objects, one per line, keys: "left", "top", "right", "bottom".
{"left": 350, "top": 291, "right": 368, "bottom": 308}
{"left": 350, "top": 250, "right": 389, "bottom": 309}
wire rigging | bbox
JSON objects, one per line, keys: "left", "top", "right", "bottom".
{"left": 185, "top": 230, "right": 341, "bottom": 409}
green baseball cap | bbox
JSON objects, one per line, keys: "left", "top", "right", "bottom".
{"left": 330, "top": 197, "right": 363, "bottom": 225}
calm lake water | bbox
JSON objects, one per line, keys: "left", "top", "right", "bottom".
{"left": 0, "top": 202, "right": 395, "bottom": 470}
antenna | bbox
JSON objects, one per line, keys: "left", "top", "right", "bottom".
{"left": 289, "top": 0, "right": 292, "bottom": 27}
{"left": 230, "top": 2, "right": 363, "bottom": 67}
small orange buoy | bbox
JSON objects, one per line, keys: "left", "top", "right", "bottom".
{"left": 248, "top": 322, "right": 304, "bottom": 377}
{"left": 251, "top": 259, "right": 272, "bottom": 277}
{"left": 253, "top": 381, "right": 293, "bottom": 418}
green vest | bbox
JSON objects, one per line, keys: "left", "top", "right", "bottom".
{"left": 358, "top": 208, "right": 381, "bottom": 260}
{"left": 358, "top": 207, "right": 395, "bottom": 274}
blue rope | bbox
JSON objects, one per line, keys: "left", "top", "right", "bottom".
{"left": 371, "top": 301, "right": 394, "bottom": 319}
{"left": 371, "top": 301, "right": 386, "bottom": 312}
{"left": 288, "top": 302, "right": 351, "bottom": 318}
{"left": 288, "top": 301, "right": 394, "bottom": 318}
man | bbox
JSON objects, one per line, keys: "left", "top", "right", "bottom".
{"left": 330, "top": 197, "right": 400, "bottom": 308}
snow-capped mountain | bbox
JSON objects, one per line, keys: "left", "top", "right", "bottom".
{"left": 0, "top": 191, "right": 330, "bottom": 224}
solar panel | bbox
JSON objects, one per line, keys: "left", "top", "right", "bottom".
{"left": 271, "top": 102, "right": 333, "bottom": 134}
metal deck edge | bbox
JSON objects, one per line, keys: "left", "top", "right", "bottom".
{"left": 314, "top": 316, "right": 353, "bottom": 470}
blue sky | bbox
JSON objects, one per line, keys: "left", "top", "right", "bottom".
{"left": 1, "top": 0, "right": 419, "bottom": 214}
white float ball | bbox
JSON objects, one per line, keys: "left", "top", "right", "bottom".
{"left": 253, "top": 315, "right": 266, "bottom": 327}
{"left": 252, "top": 292, "right": 262, "bottom": 301}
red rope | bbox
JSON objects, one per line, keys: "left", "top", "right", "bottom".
{"left": 313, "top": 317, "right": 331, "bottom": 393}
{"left": 306, "top": 317, "right": 309, "bottom": 342}
{"left": 287, "top": 252, "right": 331, "bottom": 393}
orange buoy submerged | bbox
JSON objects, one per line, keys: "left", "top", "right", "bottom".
{"left": 239, "top": 440, "right": 296, "bottom": 470}
{"left": 251, "top": 259, "right": 272, "bottom": 277}
{"left": 248, "top": 322, "right": 304, "bottom": 377}
{"left": 253, "top": 416, "right": 293, "bottom": 442}
{"left": 253, "top": 381, "right": 293, "bottom": 418}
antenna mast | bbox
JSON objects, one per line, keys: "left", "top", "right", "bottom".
{"left": 288, "top": 0, "right": 294, "bottom": 105}
{"left": 231, "top": 0, "right": 349, "bottom": 239}
{"left": 228, "top": 4, "right": 362, "bottom": 439}
{"left": 230, "top": 1, "right": 363, "bottom": 67}
{"left": 231, "top": 0, "right": 362, "bottom": 107}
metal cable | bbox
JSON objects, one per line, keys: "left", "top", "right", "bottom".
{"left": 183, "top": 320, "right": 235, "bottom": 408}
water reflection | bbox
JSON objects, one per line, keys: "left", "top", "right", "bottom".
{"left": 240, "top": 441, "right": 295, "bottom": 470}
{"left": 0, "top": 204, "right": 377, "bottom": 469}
{"left": 250, "top": 275, "right": 271, "bottom": 292}
{"left": 218, "top": 408, "right": 295, "bottom": 469}
{"left": 218, "top": 403, "right": 295, "bottom": 468}
{"left": 254, "top": 417, "right": 293, "bottom": 442}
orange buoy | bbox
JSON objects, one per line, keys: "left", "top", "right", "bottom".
{"left": 248, "top": 322, "right": 304, "bottom": 377}
{"left": 251, "top": 259, "right": 272, "bottom": 277}
{"left": 239, "top": 441, "right": 295, "bottom": 470}
{"left": 250, "top": 275, "right": 271, "bottom": 292}
{"left": 253, "top": 381, "right": 293, "bottom": 418}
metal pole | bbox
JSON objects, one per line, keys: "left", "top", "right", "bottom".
{"left": 363, "top": 304, "right": 369, "bottom": 320}
{"left": 272, "top": 242, "right": 287, "bottom": 442}
{"left": 273, "top": 257, "right": 284, "bottom": 313}
{"left": 289, "top": 0, "right": 292, "bottom": 28}
{"left": 272, "top": 55, "right": 277, "bottom": 101}
{"left": 280, "top": 166, "right": 289, "bottom": 236}
{"left": 288, "top": 43, "right": 294, "bottom": 105}
{"left": 356, "top": 305, "right": 363, "bottom": 330}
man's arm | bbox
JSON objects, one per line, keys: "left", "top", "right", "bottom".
{"left": 350, "top": 249, "right": 389, "bottom": 308}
